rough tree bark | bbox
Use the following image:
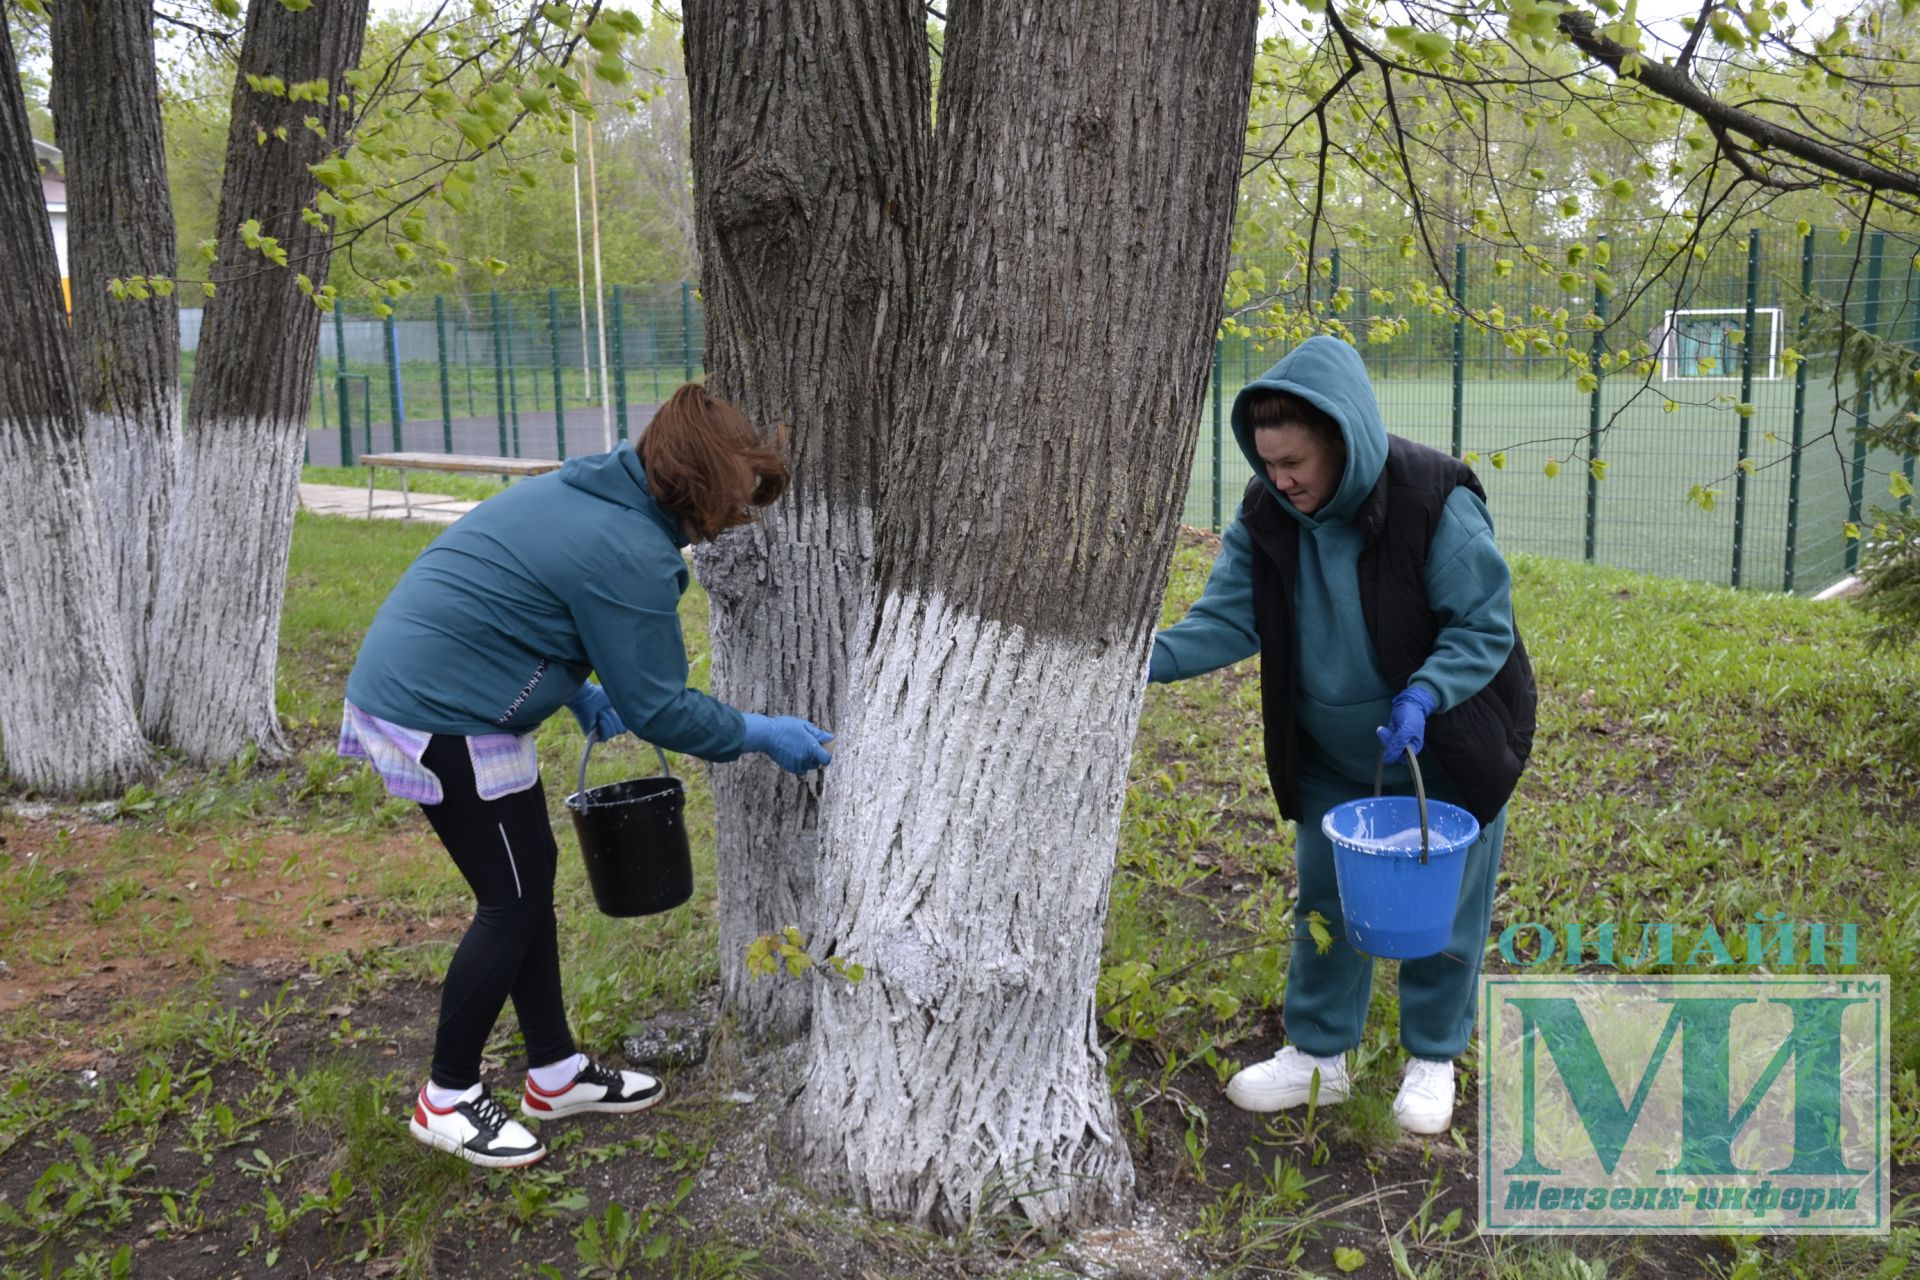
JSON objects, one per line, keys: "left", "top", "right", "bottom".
{"left": 685, "top": 0, "right": 927, "bottom": 1040}
{"left": 791, "top": 0, "right": 1257, "bottom": 1232}
{"left": 0, "top": 20, "right": 150, "bottom": 793}
{"left": 51, "top": 0, "right": 180, "bottom": 708}
{"left": 143, "top": 0, "right": 369, "bottom": 762}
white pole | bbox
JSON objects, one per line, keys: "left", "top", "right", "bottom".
{"left": 586, "top": 96, "right": 612, "bottom": 452}
{"left": 571, "top": 113, "right": 594, "bottom": 402}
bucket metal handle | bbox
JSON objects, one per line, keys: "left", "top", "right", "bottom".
{"left": 577, "top": 728, "right": 673, "bottom": 801}
{"left": 1371, "top": 745, "right": 1432, "bottom": 865}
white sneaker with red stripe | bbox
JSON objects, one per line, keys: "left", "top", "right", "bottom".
{"left": 409, "top": 1085, "right": 547, "bottom": 1168}
{"left": 521, "top": 1058, "right": 664, "bottom": 1120}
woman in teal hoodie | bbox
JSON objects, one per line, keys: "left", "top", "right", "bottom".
{"left": 341, "top": 384, "right": 833, "bottom": 1168}
{"left": 1150, "top": 336, "right": 1535, "bottom": 1135}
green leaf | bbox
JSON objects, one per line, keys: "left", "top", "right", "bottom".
{"left": 539, "top": 2, "right": 571, "bottom": 24}
{"left": 1543, "top": 458, "right": 1560, "bottom": 478}
{"left": 1844, "top": 521, "right": 1861, "bottom": 540}
{"left": 278, "top": 0, "right": 311, "bottom": 10}
{"left": 1588, "top": 458, "right": 1607, "bottom": 481}
{"left": 1891, "top": 472, "right": 1914, "bottom": 499}
{"left": 1490, "top": 451, "right": 1507, "bottom": 470}
{"left": 1334, "top": 1246, "right": 1366, "bottom": 1272}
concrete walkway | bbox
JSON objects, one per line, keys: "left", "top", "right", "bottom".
{"left": 299, "top": 482, "right": 481, "bottom": 525}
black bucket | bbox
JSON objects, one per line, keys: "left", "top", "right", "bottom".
{"left": 564, "top": 733, "right": 694, "bottom": 918}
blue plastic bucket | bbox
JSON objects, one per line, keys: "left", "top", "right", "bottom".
{"left": 1320, "top": 751, "right": 1481, "bottom": 960}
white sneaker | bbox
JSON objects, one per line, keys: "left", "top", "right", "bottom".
{"left": 409, "top": 1085, "right": 547, "bottom": 1168}
{"left": 1225, "top": 1046, "right": 1351, "bottom": 1113}
{"left": 1393, "top": 1058, "right": 1456, "bottom": 1135}
{"left": 521, "top": 1058, "right": 664, "bottom": 1120}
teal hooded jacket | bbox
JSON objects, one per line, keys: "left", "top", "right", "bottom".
{"left": 345, "top": 446, "right": 747, "bottom": 760}
{"left": 1151, "top": 336, "right": 1514, "bottom": 784}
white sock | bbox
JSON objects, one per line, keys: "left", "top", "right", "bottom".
{"left": 425, "top": 1081, "right": 481, "bottom": 1110}
{"left": 527, "top": 1052, "right": 588, "bottom": 1091}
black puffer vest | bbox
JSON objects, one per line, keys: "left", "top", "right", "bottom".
{"left": 1239, "top": 435, "right": 1537, "bottom": 826}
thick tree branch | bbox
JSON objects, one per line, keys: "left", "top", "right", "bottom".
{"left": 1557, "top": 9, "right": 1920, "bottom": 199}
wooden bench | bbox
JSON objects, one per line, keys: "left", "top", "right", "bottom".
{"left": 357, "top": 452, "right": 562, "bottom": 519}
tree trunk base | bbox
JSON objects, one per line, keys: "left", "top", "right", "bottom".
{"left": 0, "top": 429, "right": 151, "bottom": 794}
{"left": 795, "top": 587, "right": 1143, "bottom": 1234}
{"left": 143, "top": 418, "right": 301, "bottom": 764}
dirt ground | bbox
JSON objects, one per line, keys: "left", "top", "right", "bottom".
{"left": 1, "top": 805, "right": 1909, "bottom": 1280}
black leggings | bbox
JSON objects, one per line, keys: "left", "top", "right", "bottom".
{"left": 419, "top": 735, "right": 577, "bottom": 1090}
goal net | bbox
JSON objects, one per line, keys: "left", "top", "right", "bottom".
{"left": 1655, "top": 307, "right": 1783, "bottom": 380}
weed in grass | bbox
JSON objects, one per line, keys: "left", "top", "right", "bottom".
{"left": 0, "top": 1076, "right": 90, "bottom": 1160}
{"left": 0, "top": 1130, "right": 148, "bottom": 1259}
{"left": 0, "top": 851, "right": 76, "bottom": 921}
{"left": 174, "top": 1098, "right": 257, "bottom": 1166}
{"left": 86, "top": 875, "right": 144, "bottom": 925}
{"left": 102, "top": 1059, "right": 211, "bottom": 1140}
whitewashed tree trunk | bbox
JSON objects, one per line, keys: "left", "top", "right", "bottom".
{"left": 686, "top": 0, "right": 926, "bottom": 1040}
{"left": 51, "top": 0, "right": 181, "bottom": 709}
{"left": 0, "top": 22, "right": 150, "bottom": 794}
{"left": 789, "top": 0, "right": 1257, "bottom": 1232}
{"left": 144, "top": 0, "right": 368, "bottom": 763}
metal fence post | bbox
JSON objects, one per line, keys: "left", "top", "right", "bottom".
{"left": 1587, "top": 234, "right": 1608, "bottom": 564}
{"left": 681, "top": 281, "right": 695, "bottom": 385}
{"left": 1785, "top": 231, "right": 1814, "bottom": 592}
{"left": 1848, "top": 233, "right": 1885, "bottom": 573}
{"left": 547, "top": 287, "right": 568, "bottom": 459}
{"left": 1733, "top": 229, "right": 1760, "bottom": 587}
{"left": 490, "top": 290, "right": 509, "bottom": 456}
{"left": 1211, "top": 338, "right": 1224, "bottom": 532}
{"left": 382, "top": 299, "right": 404, "bottom": 450}
{"left": 611, "top": 285, "right": 629, "bottom": 442}
{"left": 434, "top": 294, "right": 454, "bottom": 453}
{"left": 1452, "top": 242, "right": 1467, "bottom": 459}
{"left": 333, "top": 305, "right": 353, "bottom": 466}
{"left": 505, "top": 296, "right": 522, "bottom": 456}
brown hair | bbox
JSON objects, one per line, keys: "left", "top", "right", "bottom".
{"left": 1244, "top": 389, "right": 1347, "bottom": 468}
{"left": 638, "top": 383, "right": 789, "bottom": 542}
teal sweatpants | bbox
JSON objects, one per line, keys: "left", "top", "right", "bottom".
{"left": 1280, "top": 763, "right": 1507, "bottom": 1061}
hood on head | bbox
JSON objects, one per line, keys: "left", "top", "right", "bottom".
{"left": 1230, "top": 335, "right": 1388, "bottom": 527}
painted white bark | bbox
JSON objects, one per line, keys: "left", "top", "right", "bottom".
{"left": 795, "top": 590, "right": 1146, "bottom": 1231}
{"left": 84, "top": 404, "right": 178, "bottom": 704}
{"left": 142, "top": 419, "right": 302, "bottom": 761}
{"left": 0, "top": 432, "right": 152, "bottom": 794}
{"left": 696, "top": 496, "right": 872, "bottom": 1039}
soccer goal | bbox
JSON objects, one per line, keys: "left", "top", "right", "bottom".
{"left": 1655, "top": 307, "right": 1784, "bottom": 380}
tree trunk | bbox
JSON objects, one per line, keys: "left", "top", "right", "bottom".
{"left": 792, "top": 0, "right": 1257, "bottom": 1232}
{"left": 0, "top": 21, "right": 150, "bottom": 793}
{"left": 50, "top": 0, "right": 180, "bottom": 709}
{"left": 143, "top": 0, "right": 369, "bottom": 762}
{"left": 685, "top": 0, "right": 927, "bottom": 1041}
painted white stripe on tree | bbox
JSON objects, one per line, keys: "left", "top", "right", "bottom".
{"left": 796, "top": 587, "right": 1144, "bottom": 1232}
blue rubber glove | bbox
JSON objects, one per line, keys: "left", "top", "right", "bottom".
{"left": 740, "top": 713, "right": 834, "bottom": 774}
{"left": 1376, "top": 685, "right": 1439, "bottom": 765}
{"left": 1147, "top": 640, "right": 1177, "bottom": 684}
{"left": 566, "top": 682, "right": 629, "bottom": 742}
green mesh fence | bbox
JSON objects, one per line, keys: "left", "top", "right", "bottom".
{"left": 265, "top": 227, "right": 1917, "bottom": 594}
{"left": 1187, "top": 229, "right": 1920, "bottom": 595}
